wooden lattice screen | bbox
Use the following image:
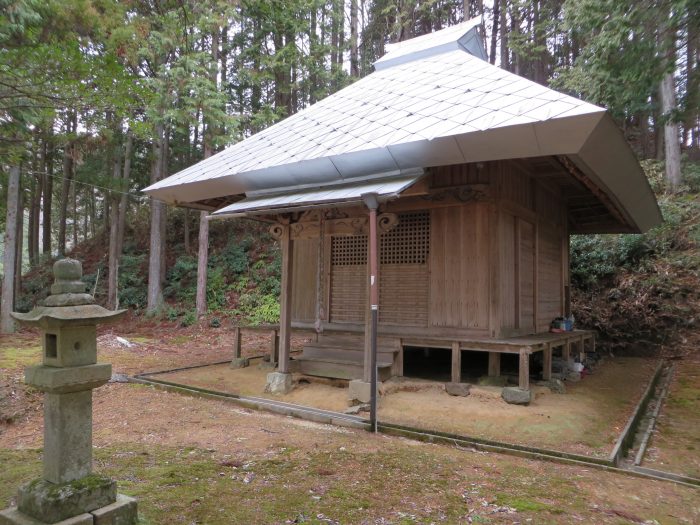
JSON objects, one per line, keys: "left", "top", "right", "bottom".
{"left": 380, "top": 211, "right": 430, "bottom": 264}
{"left": 330, "top": 212, "right": 430, "bottom": 325}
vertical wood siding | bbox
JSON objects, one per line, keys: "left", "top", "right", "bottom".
{"left": 537, "top": 223, "right": 563, "bottom": 331}
{"left": 291, "top": 238, "right": 319, "bottom": 322}
{"left": 429, "top": 203, "right": 490, "bottom": 329}
{"left": 519, "top": 219, "right": 536, "bottom": 330}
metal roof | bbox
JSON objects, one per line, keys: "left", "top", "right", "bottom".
{"left": 144, "top": 21, "right": 661, "bottom": 233}
{"left": 374, "top": 17, "right": 487, "bottom": 70}
{"left": 213, "top": 170, "right": 423, "bottom": 217}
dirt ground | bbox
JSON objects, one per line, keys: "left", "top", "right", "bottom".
{"left": 158, "top": 356, "right": 656, "bottom": 458}
{"left": 1, "top": 322, "right": 699, "bottom": 524}
{"left": 644, "top": 357, "right": 700, "bottom": 478}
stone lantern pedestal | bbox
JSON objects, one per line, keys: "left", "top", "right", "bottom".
{"left": 0, "top": 259, "right": 138, "bottom": 525}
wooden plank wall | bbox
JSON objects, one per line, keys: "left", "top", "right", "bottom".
{"left": 379, "top": 264, "right": 428, "bottom": 325}
{"left": 519, "top": 219, "right": 536, "bottom": 330}
{"left": 289, "top": 159, "right": 569, "bottom": 337}
{"left": 291, "top": 238, "right": 319, "bottom": 322}
{"left": 429, "top": 203, "right": 490, "bottom": 330}
{"left": 496, "top": 162, "right": 566, "bottom": 336}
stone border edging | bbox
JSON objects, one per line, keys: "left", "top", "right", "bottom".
{"left": 128, "top": 376, "right": 368, "bottom": 430}
{"left": 609, "top": 360, "right": 665, "bottom": 466}
{"left": 630, "top": 465, "right": 700, "bottom": 487}
{"left": 634, "top": 363, "right": 674, "bottom": 466}
{"left": 126, "top": 363, "right": 699, "bottom": 488}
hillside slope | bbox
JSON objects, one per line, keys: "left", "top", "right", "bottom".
{"left": 571, "top": 161, "right": 700, "bottom": 357}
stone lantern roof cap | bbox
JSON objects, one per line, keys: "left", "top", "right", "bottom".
{"left": 11, "top": 258, "right": 126, "bottom": 327}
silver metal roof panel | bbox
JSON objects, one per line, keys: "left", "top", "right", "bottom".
{"left": 213, "top": 171, "right": 424, "bottom": 217}
{"left": 145, "top": 22, "right": 661, "bottom": 232}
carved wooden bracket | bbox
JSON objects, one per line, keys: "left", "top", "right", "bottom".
{"left": 269, "top": 223, "right": 285, "bottom": 240}
{"left": 271, "top": 212, "right": 400, "bottom": 241}
{"left": 377, "top": 213, "right": 399, "bottom": 232}
{"left": 421, "top": 185, "right": 490, "bottom": 203}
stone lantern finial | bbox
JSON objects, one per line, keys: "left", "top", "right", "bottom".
{"left": 0, "top": 257, "right": 138, "bottom": 525}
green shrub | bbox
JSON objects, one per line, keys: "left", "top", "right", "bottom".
{"left": 209, "top": 317, "right": 221, "bottom": 328}
{"left": 683, "top": 161, "right": 700, "bottom": 193}
{"left": 232, "top": 276, "right": 249, "bottom": 293}
{"left": 211, "top": 242, "right": 249, "bottom": 274}
{"left": 164, "top": 255, "right": 198, "bottom": 305}
{"left": 180, "top": 310, "right": 197, "bottom": 327}
{"left": 118, "top": 254, "right": 147, "bottom": 309}
{"left": 237, "top": 292, "right": 280, "bottom": 325}
{"left": 165, "top": 307, "right": 180, "bottom": 321}
{"left": 206, "top": 266, "right": 227, "bottom": 311}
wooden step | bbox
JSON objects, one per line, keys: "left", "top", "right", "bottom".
{"left": 302, "top": 344, "right": 398, "bottom": 361}
{"left": 295, "top": 355, "right": 393, "bottom": 381}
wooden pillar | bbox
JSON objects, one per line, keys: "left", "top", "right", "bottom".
{"left": 363, "top": 201, "right": 379, "bottom": 384}
{"left": 364, "top": 195, "right": 380, "bottom": 433}
{"left": 488, "top": 352, "right": 501, "bottom": 377}
{"left": 269, "top": 329, "right": 279, "bottom": 368}
{"left": 578, "top": 335, "right": 585, "bottom": 362}
{"left": 519, "top": 349, "right": 530, "bottom": 390}
{"left": 451, "top": 342, "right": 461, "bottom": 383}
{"left": 278, "top": 224, "right": 293, "bottom": 374}
{"left": 542, "top": 343, "right": 552, "bottom": 380}
{"left": 233, "top": 327, "right": 242, "bottom": 359}
{"left": 488, "top": 204, "right": 501, "bottom": 337}
{"left": 562, "top": 340, "right": 570, "bottom": 362}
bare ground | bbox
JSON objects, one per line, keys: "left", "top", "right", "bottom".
{"left": 158, "top": 356, "right": 657, "bottom": 458}
{"left": 1, "top": 323, "right": 698, "bottom": 524}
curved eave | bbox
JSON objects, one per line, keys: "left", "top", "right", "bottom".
{"left": 572, "top": 115, "right": 662, "bottom": 233}
{"left": 144, "top": 112, "right": 661, "bottom": 235}
{"left": 144, "top": 111, "right": 605, "bottom": 204}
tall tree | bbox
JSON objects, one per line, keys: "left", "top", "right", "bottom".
{"left": 1, "top": 165, "right": 21, "bottom": 333}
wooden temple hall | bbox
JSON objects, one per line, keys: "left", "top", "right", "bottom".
{"left": 145, "top": 19, "right": 662, "bottom": 398}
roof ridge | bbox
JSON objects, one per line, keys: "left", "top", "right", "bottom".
{"left": 374, "top": 17, "right": 486, "bottom": 70}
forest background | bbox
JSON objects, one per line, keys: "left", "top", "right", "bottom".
{"left": 1, "top": 0, "right": 699, "bottom": 350}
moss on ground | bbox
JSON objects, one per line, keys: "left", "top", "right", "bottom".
{"left": 0, "top": 444, "right": 593, "bottom": 524}
{"left": 0, "top": 346, "right": 41, "bottom": 370}
{"left": 647, "top": 361, "right": 700, "bottom": 477}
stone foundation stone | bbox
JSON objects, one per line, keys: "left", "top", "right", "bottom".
{"left": 265, "top": 372, "right": 293, "bottom": 394}
{"left": 348, "top": 379, "right": 382, "bottom": 404}
{"left": 229, "top": 357, "right": 250, "bottom": 369}
{"left": 478, "top": 376, "right": 508, "bottom": 387}
{"left": 538, "top": 379, "right": 566, "bottom": 394}
{"left": 445, "top": 382, "right": 471, "bottom": 397}
{"left": 0, "top": 508, "right": 93, "bottom": 525}
{"left": 18, "top": 476, "right": 115, "bottom": 524}
{"left": 91, "top": 494, "right": 138, "bottom": 525}
{"left": 501, "top": 387, "right": 532, "bottom": 405}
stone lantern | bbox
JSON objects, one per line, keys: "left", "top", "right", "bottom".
{"left": 0, "top": 258, "right": 138, "bottom": 525}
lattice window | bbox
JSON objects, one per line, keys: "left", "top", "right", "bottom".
{"left": 331, "top": 235, "right": 367, "bottom": 266}
{"left": 330, "top": 211, "right": 430, "bottom": 266}
{"left": 380, "top": 211, "right": 430, "bottom": 265}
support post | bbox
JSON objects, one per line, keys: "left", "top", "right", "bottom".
{"left": 519, "top": 349, "right": 530, "bottom": 390}
{"left": 278, "top": 223, "right": 293, "bottom": 374}
{"left": 230, "top": 326, "right": 249, "bottom": 369}
{"left": 543, "top": 343, "right": 552, "bottom": 380}
{"left": 451, "top": 341, "right": 461, "bottom": 383}
{"left": 269, "top": 329, "right": 279, "bottom": 368}
{"left": 364, "top": 193, "right": 379, "bottom": 433}
{"left": 233, "top": 327, "right": 241, "bottom": 359}
{"left": 488, "top": 352, "right": 501, "bottom": 377}
{"left": 562, "top": 340, "right": 571, "bottom": 362}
